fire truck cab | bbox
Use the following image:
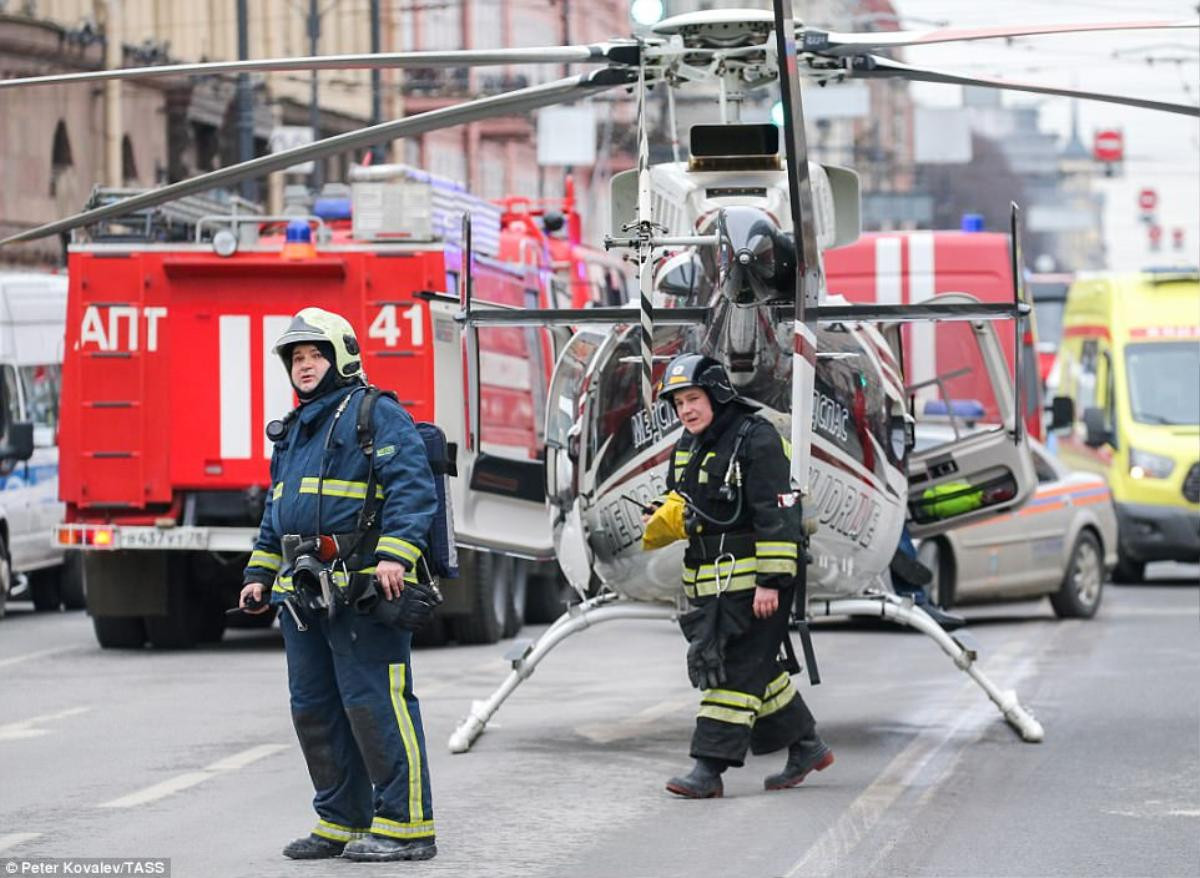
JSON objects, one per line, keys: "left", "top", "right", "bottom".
{"left": 58, "top": 171, "right": 575, "bottom": 649}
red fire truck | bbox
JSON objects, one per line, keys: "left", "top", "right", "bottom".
{"left": 56, "top": 168, "right": 620, "bottom": 649}
{"left": 824, "top": 230, "right": 1044, "bottom": 440}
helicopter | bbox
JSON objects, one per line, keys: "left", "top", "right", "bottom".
{"left": 1, "top": 2, "right": 1196, "bottom": 752}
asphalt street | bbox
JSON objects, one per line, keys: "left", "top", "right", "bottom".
{"left": 0, "top": 565, "right": 1196, "bottom": 878}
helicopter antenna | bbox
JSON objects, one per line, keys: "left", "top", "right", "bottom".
{"left": 772, "top": 0, "right": 820, "bottom": 494}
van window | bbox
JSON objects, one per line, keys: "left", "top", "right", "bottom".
{"left": 20, "top": 364, "right": 61, "bottom": 431}
{"left": 1075, "top": 339, "right": 1099, "bottom": 412}
{"left": 1125, "top": 342, "right": 1200, "bottom": 426}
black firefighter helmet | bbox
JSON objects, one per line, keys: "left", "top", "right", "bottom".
{"left": 657, "top": 353, "right": 738, "bottom": 406}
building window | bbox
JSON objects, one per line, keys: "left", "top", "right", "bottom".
{"left": 122, "top": 135, "right": 139, "bottom": 185}
{"left": 49, "top": 120, "right": 73, "bottom": 197}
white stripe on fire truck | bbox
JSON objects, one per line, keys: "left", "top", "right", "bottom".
{"left": 875, "top": 237, "right": 901, "bottom": 306}
{"left": 263, "top": 315, "right": 295, "bottom": 459}
{"left": 220, "top": 315, "right": 252, "bottom": 460}
{"left": 908, "top": 232, "right": 936, "bottom": 399}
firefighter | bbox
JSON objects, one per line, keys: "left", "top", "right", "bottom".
{"left": 650, "top": 353, "right": 834, "bottom": 798}
{"left": 238, "top": 307, "right": 439, "bottom": 861}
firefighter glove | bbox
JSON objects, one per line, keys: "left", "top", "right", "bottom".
{"left": 642, "top": 492, "right": 689, "bottom": 550}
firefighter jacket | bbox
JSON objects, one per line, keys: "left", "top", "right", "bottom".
{"left": 242, "top": 383, "right": 437, "bottom": 600}
{"left": 666, "top": 404, "right": 801, "bottom": 599}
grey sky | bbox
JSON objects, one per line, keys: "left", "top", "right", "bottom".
{"left": 891, "top": 0, "right": 1199, "bottom": 270}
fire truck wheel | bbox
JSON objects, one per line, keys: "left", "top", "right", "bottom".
{"left": 524, "top": 571, "right": 570, "bottom": 624}
{"left": 193, "top": 600, "right": 228, "bottom": 643}
{"left": 503, "top": 559, "right": 529, "bottom": 638}
{"left": 411, "top": 615, "right": 449, "bottom": 648}
{"left": 144, "top": 582, "right": 198, "bottom": 649}
{"left": 451, "top": 550, "right": 508, "bottom": 645}
{"left": 59, "top": 555, "right": 86, "bottom": 610}
{"left": 92, "top": 615, "right": 147, "bottom": 650}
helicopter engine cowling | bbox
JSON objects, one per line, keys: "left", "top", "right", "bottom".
{"left": 714, "top": 206, "right": 796, "bottom": 305}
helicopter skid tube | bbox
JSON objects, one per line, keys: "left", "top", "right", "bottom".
{"left": 813, "top": 596, "right": 1045, "bottom": 743}
{"left": 448, "top": 594, "right": 678, "bottom": 753}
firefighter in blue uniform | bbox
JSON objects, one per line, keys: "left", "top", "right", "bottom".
{"left": 650, "top": 353, "right": 834, "bottom": 798}
{"left": 239, "top": 307, "right": 439, "bottom": 861}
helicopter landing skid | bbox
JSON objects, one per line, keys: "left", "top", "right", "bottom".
{"left": 812, "top": 595, "right": 1045, "bottom": 743}
{"left": 448, "top": 593, "right": 678, "bottom": 753}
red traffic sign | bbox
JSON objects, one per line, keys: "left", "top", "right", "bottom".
{"left": 1093, "top": 129, "right": 1124, "bottom": 163}
{"left": 1148, "top": 224, "right": 1163, "bottom": 241}
{"left": 1173, "top": 228, "right": 1185, "bottom": 248}
{"left": 1139, "top": 188, "right": 1158, "bottom": 211}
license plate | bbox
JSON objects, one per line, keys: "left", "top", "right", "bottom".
{"left": 118, "top": 527, "right": 210, "bottom": 550}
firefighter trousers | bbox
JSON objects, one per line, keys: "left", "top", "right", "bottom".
{"left": 280, "top": 603, "right": 435, "bottom": 844}
{"left": 689, "top": 587, "right": 816, "bottom": 767}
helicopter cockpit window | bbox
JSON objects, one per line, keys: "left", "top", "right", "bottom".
{"left": 588, "top": 335, "right": 681, "bottom": 487}
{"left": 813, "top": 329, "right": 891, "bottom": 481}
{"left": 657, "top": 250, "right": 706, "bottom": 300}
{"left": 546, "top": 331, "right": 602, "bottom": 453}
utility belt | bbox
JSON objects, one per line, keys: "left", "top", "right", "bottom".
{"left": 278, "top": 532, "right": 440, "bottom": 632}
{"left": 686, "top": 531, "right": 756, "bottom": 563}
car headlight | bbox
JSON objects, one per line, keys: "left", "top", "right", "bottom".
{"left": 1129, "top": 447, "right": 1175, "bottom": 480}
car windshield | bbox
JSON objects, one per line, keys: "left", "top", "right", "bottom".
{"left": 1125, "top": 342, "right": 1200, "bottom": 425}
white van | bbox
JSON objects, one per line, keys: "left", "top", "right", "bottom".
{"left": 0, "top": 272, "right": 74, "bottom": 618}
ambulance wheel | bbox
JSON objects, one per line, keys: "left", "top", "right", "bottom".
{"left": 451, "top": 550, "right": 506, "bottom": 645}
{"left": 1112, "top": 553, "right": 1145, "bottom": 584}
{"left": 502, "top": 558, "right": 528, "bottom": 638}
{"left": 59, "top": 555, "right": 86, "bottom": 610}
{"left": 29, "top": 568, "right": 62, "bottom": 612}
{"left": 93, "top": 615, "right": 147, "bottom": 649}
{"left": 525, "top": 571, "right": 570, "bottom": 624}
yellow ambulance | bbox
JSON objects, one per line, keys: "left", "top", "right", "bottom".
{"left": 1051, "top": 268, "right": 1200, "bottom": 581}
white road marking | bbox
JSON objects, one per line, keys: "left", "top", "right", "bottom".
{"left": 99, "top": 743, "right": 291, "bottom": 808}
{"left": 576, "top": 696, "right": 694, "bottom": 744}
{"left": 0, "top": 647, "right": 78, "bottom": 670}
{"left": 784, "top": 625, "right": 1067, "bottom": 878}
{"left": 0, "top": 833, "right": 42, "bottom": 853}
{"left": 0, "top": 706, "right": 90, "bottom": 741}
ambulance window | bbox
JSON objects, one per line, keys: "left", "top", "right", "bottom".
{"left": 2, "top": 366, "right": 20, "bottom": 425}
{"left": 20, "top": 364, "right": 61, "bottom": 431}
{"left": 1075, "top": 340, "right": 1098, "bottom": 412}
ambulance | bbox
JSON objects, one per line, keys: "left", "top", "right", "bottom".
{"left": 1051, "top": 268, "right": 1200, "bottom": 581}
{"left": 0, "top": 272, "right": 76, "bottom": 618}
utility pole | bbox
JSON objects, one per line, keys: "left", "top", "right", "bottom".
{"left": 308, "top": 0, "right": 323, "bottom": 189}
{"left": 370, "top": 0, "right": 385, "bottom": 163}
{"left": 236, "top": 0, "right": 258, "bottom": 201}
{"left": 101, "top": 0, "right": 123, "bottom": 187}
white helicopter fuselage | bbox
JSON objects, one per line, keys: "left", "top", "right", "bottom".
{"left": 550, "top": 159, "right": 908, "bottom": 604}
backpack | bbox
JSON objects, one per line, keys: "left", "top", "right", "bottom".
{"left": 355, "top": 386, "right": 459, "bottom": 579}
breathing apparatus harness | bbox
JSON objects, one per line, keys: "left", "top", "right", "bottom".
{"left": 269, "top": 386, "right": 441, "bottom": 631}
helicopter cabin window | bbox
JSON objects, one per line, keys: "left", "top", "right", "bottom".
{"left": 546, "top": 331, "right": 602, "bottom": 452}
{"left": 588, "top": 335, "right": 681, "bottom": 487}
{"left": 813, "top": 330, "right": 891, "bottom": 482}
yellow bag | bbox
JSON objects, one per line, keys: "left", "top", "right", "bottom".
{"left": 642, "top": 492, "right": 689, "bottom": 550}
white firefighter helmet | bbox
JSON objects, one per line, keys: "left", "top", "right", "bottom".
{"left": 273, "top": 307, "right": 364, "bottom": 383}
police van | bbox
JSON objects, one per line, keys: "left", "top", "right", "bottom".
{"left": 0, "top": 272, "right": 75, "bottom": 618}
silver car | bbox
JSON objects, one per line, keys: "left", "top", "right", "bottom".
{"left": 915, "top": 435, "right": 1118, "bottom": 618}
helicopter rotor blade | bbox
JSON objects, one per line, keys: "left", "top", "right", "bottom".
{"left": 850, "top": 55, "right": 1200, "bottom": 117}
{"left": 634, "top": 58, "right": 656, "bottom": 411}
{"left": 0, "top": 43, "right": 641, "bottom": 91}
{"left": 809, "top": 19, "right": 1198, "bottom": 55}
{"left": 772, "top": 0, "right": 819, "bottom": 495}
{"left": 0, "top": 68, "right": 635, "bottom": 247}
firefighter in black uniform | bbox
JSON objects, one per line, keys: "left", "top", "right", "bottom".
{"left": 650, "top": 353, "right": 834, "bottom": 798}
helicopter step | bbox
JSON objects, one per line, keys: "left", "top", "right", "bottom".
{"left": 811, "top": 594, "right": 1045, "bottom": 743}
{"left": 448, "top": 593, "right": 678, "bottom": 753}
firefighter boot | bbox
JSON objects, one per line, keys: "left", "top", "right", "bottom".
{"left": 281, "top": 834, "right": 346, "bottom": 860}
{"left": 764, "top": 734, "right": 835, "bottom": 791}
{"left": 342, "top": 834, "right": 437, "bottom": 862}
{"left": 666, "top": 758, "right": 726, "bottom": 799}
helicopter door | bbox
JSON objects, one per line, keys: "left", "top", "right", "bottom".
{"left": 545, "top": 329, "right": 607, "bottom": 595}
{"left": 906, "top": 293, "right": 1036, "bottom": 538}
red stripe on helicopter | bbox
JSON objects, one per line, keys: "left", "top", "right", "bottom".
{"left": 602, "top": 445, "right": 675, "bottom": 494}
{"left": 811, "top": 442, "right": 888, "bottom": 494}
{"left": 794, "top": 332, "right": 817, "bottom": 365}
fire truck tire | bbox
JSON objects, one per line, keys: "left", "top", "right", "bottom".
{"left": 451, "top": 550, "right": 508, "bottom": 645}
{"left": 59, "top": 555, "right": 86, "bottom": 610}
{"left": 144, "top": 582, "right": 198, "bottom": 649}
{"left": 503, "top": 558, "right": 529, "bottom": 638}
{"left": 193, "top": 600, "right": 228, "bottom": 643}
{"left": 524, "top": 570, "right": 570, "bottom": 624}
{"left": 93, "top": 616, "right": 147, "bottom": 650}
{"left": 411, "top": 615, "right": 449, "bottom": 648}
